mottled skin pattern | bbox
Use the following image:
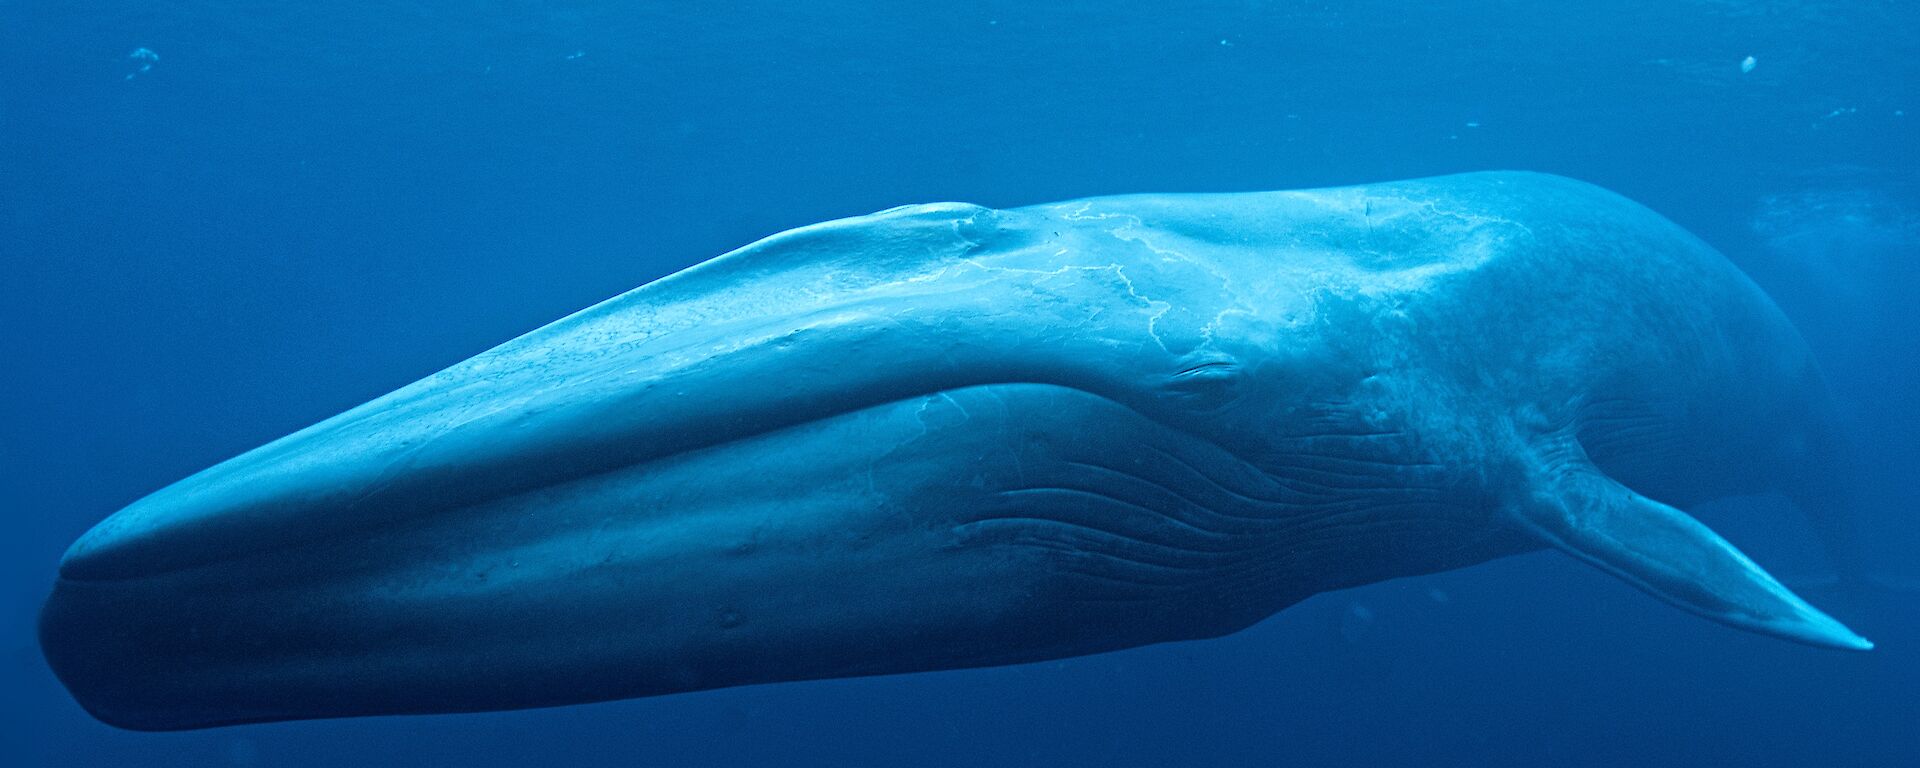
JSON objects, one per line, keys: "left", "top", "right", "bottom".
{"left": 41, "top": 172, "right": 1867, "bottom": 730}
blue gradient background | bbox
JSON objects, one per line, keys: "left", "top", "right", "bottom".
{"left": 3, "top": 2, "right": 1916, "bottom": 765}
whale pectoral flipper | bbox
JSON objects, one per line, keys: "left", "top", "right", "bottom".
{"left": 1510, "top": 456, "right": 1873, "bottom": 651}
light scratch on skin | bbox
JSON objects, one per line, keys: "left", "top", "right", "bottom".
{"left": 911, "top": 391, "right": 972, "bottom": 435}
{"left": 948, "top": 201, "right": 1260, "bottom": 350}
{"left": 940, "top": 391, "right": 971, "bottom": 423}
{"left": 958, "top": 255, "right": 1177, "bottom": 348}
{"left": 1059, "top": 202, "right": 1101, "bottom": 221}
{"left": 1323, "top": 193, "right": 1537, "bottom": 247}
{"left": 902, "top": 262, "right": 972, "bottom": 284}
{"left": 911, "top": 398, "right": 936, "bottom": 439}
{"left": 1084, "top": 207, "right": 1252, "bottom": 346}
{"left": 1108, "top": 263, "right": 1175, "bottom": 351}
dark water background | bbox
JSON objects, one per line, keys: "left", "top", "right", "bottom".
{"left": 3, "top": 2, "right": 1916, "bottom": 765}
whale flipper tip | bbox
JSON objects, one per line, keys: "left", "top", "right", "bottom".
{"left": 1511, "top": 450, "right": 1875, "bottom": 652}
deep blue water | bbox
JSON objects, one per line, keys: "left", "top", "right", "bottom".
{"left": 4, "top": 2, "right": 1916, "bottom": 765}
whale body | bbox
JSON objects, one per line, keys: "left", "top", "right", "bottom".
{"left": 40, "top": 171, "right": 1870, "bottom": 730}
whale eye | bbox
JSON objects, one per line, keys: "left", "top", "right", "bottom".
{"left": 1161, "top": 359, "right": 1243, "bottom": 409}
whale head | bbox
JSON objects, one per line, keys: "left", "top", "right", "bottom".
{"left": 40, "top": 173, "right": 1869, "bottom": 731}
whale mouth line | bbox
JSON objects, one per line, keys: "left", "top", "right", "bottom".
{"left": 55, "top": 378, "right": 1153, "bottom": 585}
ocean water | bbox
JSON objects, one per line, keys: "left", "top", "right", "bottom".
{"left": 3, "top": 1, "right": 1916, "bottom": 766}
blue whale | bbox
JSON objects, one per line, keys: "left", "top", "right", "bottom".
{"left": 40, "top": 172, "right": 1871, "bottom": 730}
